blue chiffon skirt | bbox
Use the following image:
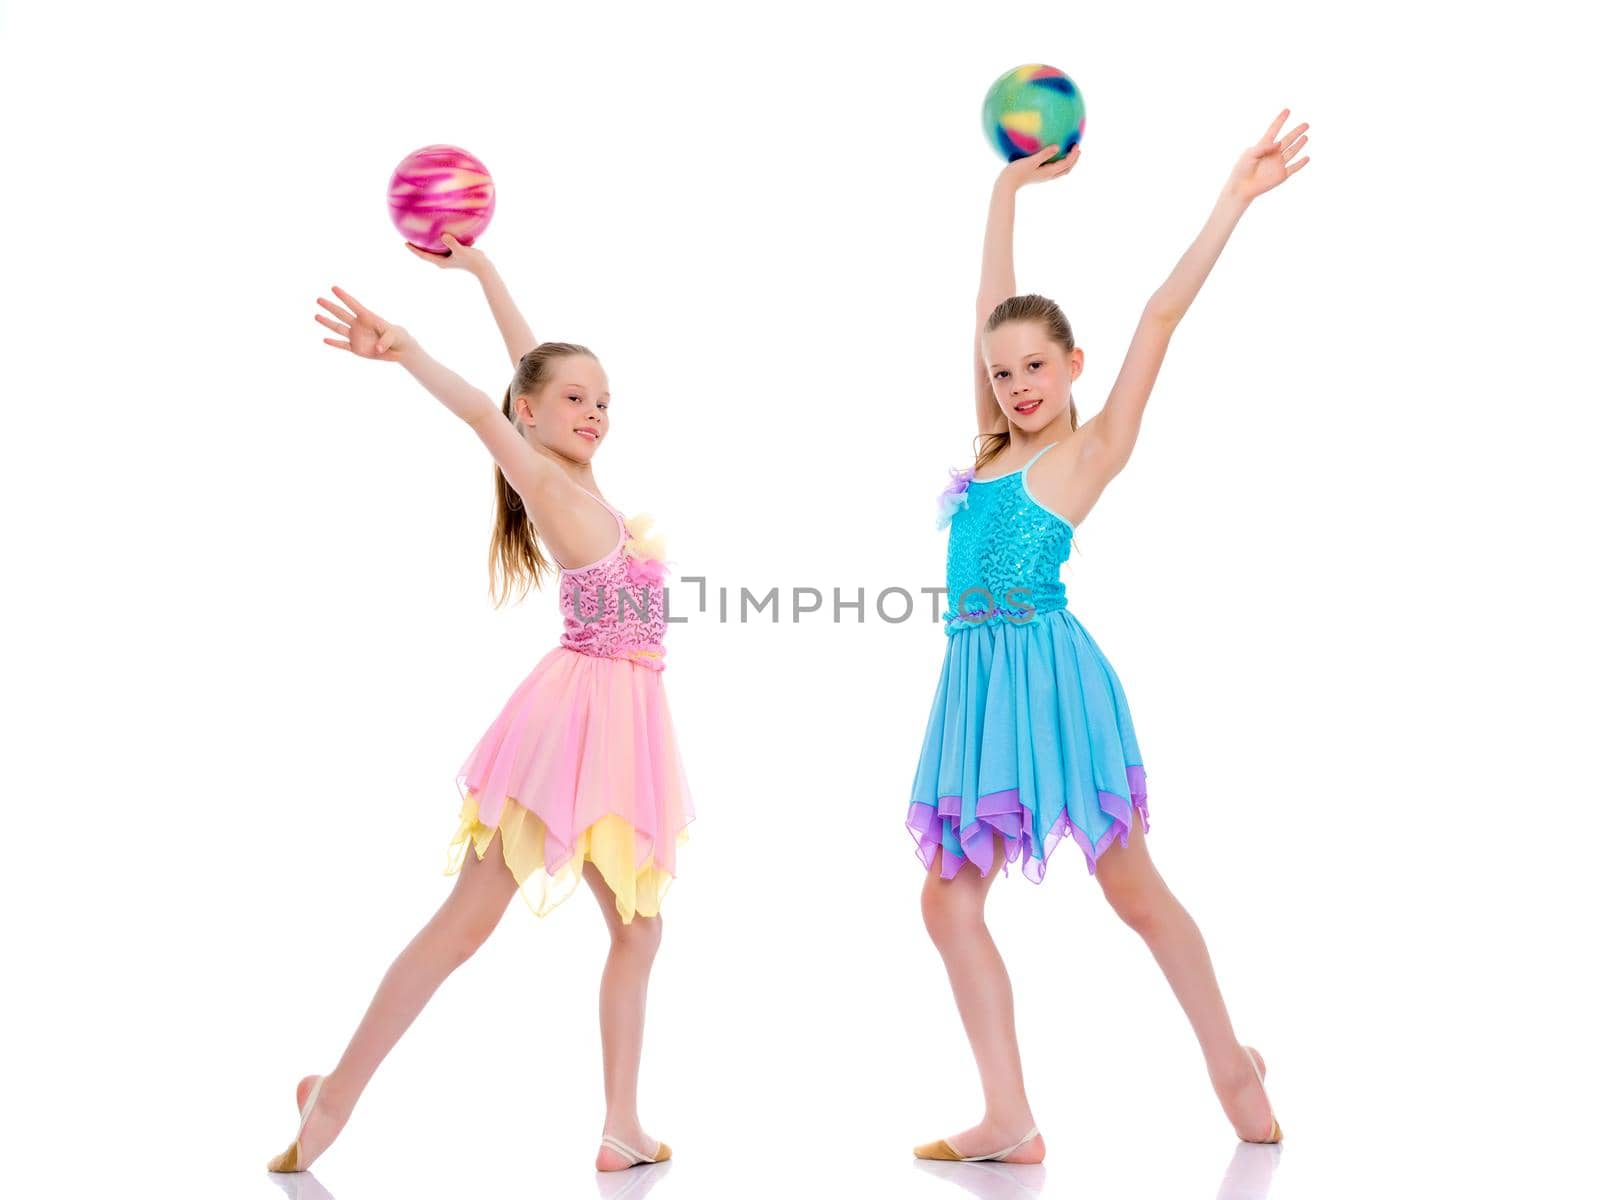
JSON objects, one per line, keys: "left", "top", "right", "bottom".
{"left": 907, "top": 608, "right": 1149, "bottom": 880}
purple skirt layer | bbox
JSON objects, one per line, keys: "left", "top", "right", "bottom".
{"left": 907, "top": 765, "right": 1149, "bottom": 880}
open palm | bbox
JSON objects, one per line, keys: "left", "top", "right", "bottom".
{"left": 314, "top": 286, "right": 409, "bottom": 362}
{"left": 1000, "top": 140, "right": 1081, "bottom": 190}
{"left": 1227, "top": 109, "right": 1310, "bottom": 202}
{"left": 403, "top": 232, "right": 487, "bottom": 274}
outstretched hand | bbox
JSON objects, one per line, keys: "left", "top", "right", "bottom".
{"left": 1226, "top": 109, "right": 1310, "bottom": 202}
{"left": 402, "top": 232, "right": 488, "bottom": 275}
{"left": 315, "top": 286, "right": 412, "bottom": 362}
{"left": 998, "top": 141, "right": 1081, "bottom": 191}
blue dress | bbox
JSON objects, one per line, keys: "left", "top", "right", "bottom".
{"left": 907, "top": 440, "right": 1149, "bottom": 880}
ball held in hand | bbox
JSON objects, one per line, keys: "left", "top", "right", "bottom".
{"left": 386, "top": 144, "right": 496, "bottom": 253}
{"left": 982, "top": 65, "right": 1085, "bottom": 164}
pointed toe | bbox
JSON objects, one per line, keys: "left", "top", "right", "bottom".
{"left": 1239, "top": 1044, "right": 1282, "bottom": 1144}
{"left": 266, "top": 1142, "right": 299, "bottom": 1173}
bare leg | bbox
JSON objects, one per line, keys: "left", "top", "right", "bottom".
{"left": 1093, "top": 815, "right": 1277, "bottom": 1140}
{"left": 269, "top": 830, "right": 520, "bottom": 1171}
{"left": 583, "top": 862, "right": 666, "bottom": 1172}
{"left": 918, "top": 832, "right": 1046, "bottom": 1163}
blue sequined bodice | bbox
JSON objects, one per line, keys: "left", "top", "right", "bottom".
{"left": 941, "top": 444, "right": 1075, "bottom": 634}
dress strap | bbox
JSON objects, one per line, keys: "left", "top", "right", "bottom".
{"left": 550, "top": 486, "right": 628, "bottom": 574}
{"left": 574, "top": 485, "right": 627, "bottom": 530}
{"left": 1021, "top": 441, "right": 1060, "bottom": 473}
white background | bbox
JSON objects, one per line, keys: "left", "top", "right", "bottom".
{"left": 3, "top": 1, "right": 1595, "bottom": 1197}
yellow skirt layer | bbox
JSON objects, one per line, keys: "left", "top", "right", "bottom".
{"left": 443, "top": 791, "right": 684, "bottom": 923}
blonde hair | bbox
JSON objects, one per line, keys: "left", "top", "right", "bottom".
{"left": 974, "top": 294, "right": 1080, "bottom": 474}
{"left": 488, "top": 341, "right": 597, "bottom": 607}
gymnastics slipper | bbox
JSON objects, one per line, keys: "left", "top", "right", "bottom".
{"left": 266, "top": 1073, "right": 327, "bottom": 1173}
{"left": 913, "top": 1125, "right": 1040, "bottom": 1162}
{"left": 599, "top": 1134, "right": 672, "bottom": 1169}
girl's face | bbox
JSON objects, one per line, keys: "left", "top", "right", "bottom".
{"left": 983, "top": 320, "right": 1082, "bottom": 432}
{"left": 517, "top": 355, "right": 610, "bottom": 463}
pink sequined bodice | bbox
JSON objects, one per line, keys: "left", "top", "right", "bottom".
{"left": 558, "top": 491, "right": 670, "bottom": 671}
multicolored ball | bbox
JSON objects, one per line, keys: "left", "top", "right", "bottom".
{"left": 386, "top": 144, "right": 496, "bottom": 253}
{"left": 981, "top": 65, "right": 1086, "bottom": 164}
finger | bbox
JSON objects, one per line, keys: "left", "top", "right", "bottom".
{"left": 317, "top": 296, "right": 357, "bottom": 325}
{"left": 1045, "top": 150, "right": 1078, "bottom": 177}
{"left": 322, "top": 338, "right": 352, "bottom": 352}
{"left": 376, "top": 329, "right": 397, "bottom": 354}
{"left": 1286, "top": 155, "right": 1309, "bottom": 175}
{"left": 403, "top": 242, "right": 446, "bottom": 263}
{"left": 1261, "top": 108, "right": 1289, "bottom": 144}
{"left": 314, "top": 313, "right": 350, "bottom": 337}
{"left": 441, "top": 233, "right": 460, "bottom": 248}
{"left": 331, "top": 286, "right": 376, "bottom": 321}
{"left": 1281, "top": 133, "right": 1308, "bottom": 159}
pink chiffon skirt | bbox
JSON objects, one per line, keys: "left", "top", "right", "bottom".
{"left": 445, "top": 645, "right": 694, "bottom": 922}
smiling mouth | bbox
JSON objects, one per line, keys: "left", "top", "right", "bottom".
{"left": 1014, "top": 398, "right": 1041, "bottom": 414}
{"left": 575, "top": 429, "right": 599, "bottom": 441}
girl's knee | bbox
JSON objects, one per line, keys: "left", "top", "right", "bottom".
{"left": 614, "top": 912, "right": 663, "bottom": 958}
{"left": 921, "top": 878, "right": 981, "bottom": 945}
{"left": 439, "top": 908, "right": 501, "bottom": 964}
{"left": 1098, "top": 868, "right": 1163, "bottom": 933}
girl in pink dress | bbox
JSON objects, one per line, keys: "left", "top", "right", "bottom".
{"left": 267, "top": 237, "right": 692, "bottom": 1175}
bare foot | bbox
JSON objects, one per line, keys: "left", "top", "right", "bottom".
{"left": 266, "top": 1072, "right": 353, "bottom": 1173}
{"left": 594, "top": 1122, "right": 668, "bottom": 1171}
{"left": 928, "top": 1118, "right": 1046, "bottom": 1163}
{"left": 1212, "top": 1044, "right": 1277, "bottom": 1143}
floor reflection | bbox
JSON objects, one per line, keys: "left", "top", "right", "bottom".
{"left": 262, "top": 1135, "right": 1277, "bottom": 1198}
{"left": 596, "top": 1158, "right": 672, "bottom": 1199}
{"left": 913, "top": 1139, "right": 1282, "bottom": 1199}
{"left": 265, "top": 1157, "right": 674, "bottom": 1200}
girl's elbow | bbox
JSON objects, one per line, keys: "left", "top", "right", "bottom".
{"left": 1144, "top": 297, "right": 1184, "bottom": 327}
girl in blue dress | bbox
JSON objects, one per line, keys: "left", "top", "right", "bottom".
{"left": 908, "top": 109, "right": 1309, "bottom": 1163}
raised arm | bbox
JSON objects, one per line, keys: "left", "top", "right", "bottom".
{"left": 315, "top": 285, "right": 565, "bottom": 514}
{"left": 1088, "top": 110, "right": 1310, "bottom": 476}
{"left": 974, "top": 144, "right": 1081, "bottom": 435}
{"left": 405, "top": 233, "right": 537, "bottom": 368}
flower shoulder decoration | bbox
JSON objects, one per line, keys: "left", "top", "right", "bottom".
{"left": 936, "top": 466, "right": 976, "bottom": 530}
{"left": 621, "top": 512, "right": 671, "bottom": 587}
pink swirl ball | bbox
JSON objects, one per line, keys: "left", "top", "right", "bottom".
{"left": 386, "top": 144, "right": 495, "bottom": 252}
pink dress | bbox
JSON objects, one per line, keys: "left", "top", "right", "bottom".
{"left": 444, "top": 488, "right": 693, "bottom": 922}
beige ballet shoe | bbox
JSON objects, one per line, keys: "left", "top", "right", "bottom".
{"left": 598, "top": 1133, "right": 672, "bottom": 1169}
{"left": 914, "top": 1125, "right": 1039, "bottom": 1162}
{"left": 1240, "top": 1045, "right": 1282, "bottom": 1143}
{"left": 266, "top": 1073, "right": 327, "bottom": 1173}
